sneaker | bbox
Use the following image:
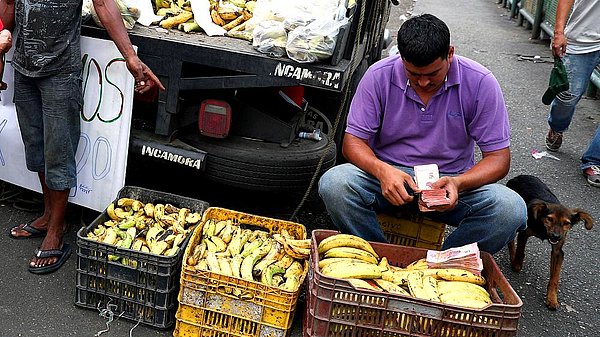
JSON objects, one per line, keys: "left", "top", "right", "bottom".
{"left": 584, "top": 165, "right": 600, "bottom": 187}
{"left": 545, "top": 129, "right": 563, "bottom": 152}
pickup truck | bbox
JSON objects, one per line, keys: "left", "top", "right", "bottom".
{"left": 82, "top": 0, "right": 393, "bottom": 193}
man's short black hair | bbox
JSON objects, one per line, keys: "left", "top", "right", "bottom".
{"left": 397, "top": 14, "right": 451, "bottom": 67}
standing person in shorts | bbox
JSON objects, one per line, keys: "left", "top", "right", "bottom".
{"left": 1, "top": 0, "right": 165, "bottom": 274}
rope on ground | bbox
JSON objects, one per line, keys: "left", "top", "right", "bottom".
{"left": 94, "top": 299, "right": 124, "bottom": 337}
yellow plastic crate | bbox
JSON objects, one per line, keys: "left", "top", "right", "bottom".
{"left": 174, "top": 207, "right": 309, "bottom": 337}
{"left": 377, "top": 211, "right": 446, "bottom": 250}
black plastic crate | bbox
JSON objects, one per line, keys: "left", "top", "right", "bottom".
{"left": 76, "top": 286, "right": 176, "bottom": 329}
{"left": 75, "top": 186, "right": 209, "bottom": 329}
{"left": 77, "top": 271, "right": 177, "bottom": 308}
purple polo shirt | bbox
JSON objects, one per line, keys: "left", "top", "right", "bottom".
{"left": 346, "top": 54, "right": 510, "bottom": 174}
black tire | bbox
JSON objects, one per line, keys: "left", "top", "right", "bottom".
{"left": 181, "top": 133, "right": 337, "bottom": 192}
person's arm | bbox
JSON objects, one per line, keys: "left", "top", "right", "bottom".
{"left": 552, "top": 0, "right": 574, "bottom": 57}
{"left": 0, "top": 0, "right": 14, "bottom": 31}
{"left": 430, "top": 147, "right": 510, "bottom": 211}
{"left": 342, "top": 133, "right": 418, "bottom": 206}
{"left": 91, "top": 0, "right": 165, "bottom": 93}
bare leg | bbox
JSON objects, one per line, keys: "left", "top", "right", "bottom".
{"left": 10, "top": 172, "right": 51, "bottom": 237}
{"left": 29, "top": 179, "right": 68, "bottom": 269}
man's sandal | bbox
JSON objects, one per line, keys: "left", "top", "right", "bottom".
{"left": 28, "top": 244, "right": 72, "bottom": 275}
{"left": 9, "top": 223, "right": 47, "bottom": 239}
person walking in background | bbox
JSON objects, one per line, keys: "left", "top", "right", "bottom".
{"left": 318, "top": 14, "right": 527, "bottom": 255}
{"left": 0, "top": 0, "right": 164, "bottom": 274}
{"left": 544, "top": 0, "right": 600, "bottom": 187}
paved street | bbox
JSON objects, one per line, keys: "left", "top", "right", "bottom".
{"left": 1, "top": 0, "right": 599, "bottom": 336}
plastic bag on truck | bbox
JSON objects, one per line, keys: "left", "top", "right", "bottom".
{"left": 286, "top": 6, "right": 349, "bottom": 63}
{"left": 282, "top": 0, "right": 340, "bottom": 31}
{"left": 252, "top": 20, "right": 287, "bottom": 58}
{"left": 88, "top": 0, "right": 141, "bottom": 30}
{"left": 245, "top": 0, "right": 287, "bottom": 33}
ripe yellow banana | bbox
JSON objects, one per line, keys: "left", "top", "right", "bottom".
{"left": 230, "top": 254, "right": 243, "bottom": 278}
{"left": 438, "top": 293, "right": 491, "bottom": 309}
{"left": 143, "top": 203, "right": 155, "bottom": 218}
{"left": 240, "top": 252, "right": 261, "bottom": 281}
{"left": 274, "top": 255, "right": 295, "bottom": 269}
{"left": 154, "top": 204, "right": 165, "bottom": 221}
{"left": 286, "top": 238, "right": 311, "bottom": 249}
{"left": 253, "top": 242, "right": 284, "bottom": 274}
{"left": 219, "top": 222, "right": 235, "bottom": 244}
{"left": 373, "top": 278, "right": 411, "bottom": 296}
{"left": 407, "top": 271, "right": 440, "bottom": 302}
{"left": 240, "top": 238, "right": 263, "bottom": 258}
{"left": 320, "top": 260, "right": 381, "bottom": 279}
{"left": 405, "top": 258, "right": 428, "bottom": 270}
{"left": 106, "top": 203, "right": 119, "bottom": 220}
{"left": 283, "top": 261, "right": 304, "bottom": 280}
{"left": 185, "top": 212, "right": 201, "bottom": 224}
{"left": 218, "top": 257, "right": 233, "bottom": 276}
{"left": 317, "top": 233, "right": 379, "bottom": 258}
{"left": 206, "top": 252, "right": 221, "bottom": 274}
{"left": 435, "top": 269, "right": 486, "bottom": 286}
{"left": 437, "top": 281, "right": 491, "bottom": 301}
{"left": 209, "top": 235, "right": 228, "bottom": 252}
{"left": 323, "top": 247, "right": 378, "bottom": 265}
{"left": 318, "top": 257, "right": 359, "bottom": 271}
{"left": 214, "top": 220, "right": 229, "bottom": 237}
{"left": 260, "top": 264, "right": 286, "bottom": 285}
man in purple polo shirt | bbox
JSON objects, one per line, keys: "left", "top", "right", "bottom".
{"left": 318, "top": 14, "right": 526, "bottom": 254}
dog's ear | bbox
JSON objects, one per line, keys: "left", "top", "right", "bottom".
{"left": 529, "top": 199, "right": 549, "bottom": 220}
{"left": 571, "top": 208, "right": 593, "bottom": 230}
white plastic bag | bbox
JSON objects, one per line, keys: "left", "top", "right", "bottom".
{"left": 286, "top": 10, "right": 348, "bottom": 63}
{"left": 252, "top": 20, "right": 287, "bottom": 58}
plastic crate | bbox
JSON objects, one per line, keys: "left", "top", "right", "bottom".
{"left": 173, "top": 207, "right": 309, "bottom": 337}
{"left": 75, "top": 186, "right": 209, "bottom": 329}
{"left": 377, "top": 212, "right": 446, "bottom": 250}
{"left": 304, "top": 229, "right": 523, "bottom": 337}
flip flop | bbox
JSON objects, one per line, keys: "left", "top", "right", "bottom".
{"left": 9, "top": 223, "right": 47, "bottom": 240}
{"left": 28, "top": 243, "right": 72, "bottom": 275}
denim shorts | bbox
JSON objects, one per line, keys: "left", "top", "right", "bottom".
{"left": 13, "top": 70, "right": 83, "bottom": 190}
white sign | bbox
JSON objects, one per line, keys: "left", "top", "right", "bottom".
{"left": 0, "top": 36, "right": 135, "bottom": 212}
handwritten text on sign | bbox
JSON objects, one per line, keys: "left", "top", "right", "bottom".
{"left": 0, "top": 37, "right": 135, "bottom": 212}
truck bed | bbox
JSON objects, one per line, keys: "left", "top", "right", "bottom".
{"left": 82, "top": 23, "right": 353, "bottom": 92}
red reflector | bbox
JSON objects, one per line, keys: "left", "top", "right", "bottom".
{"left": 198, "top": 99, "right": 232, "bottom": 138}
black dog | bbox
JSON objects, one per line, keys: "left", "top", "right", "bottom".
{"left": 506, "top": 174, "right": 593, "bottom": 310}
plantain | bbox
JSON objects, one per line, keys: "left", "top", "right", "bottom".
{"left": 185, "top": 212, "right": 201, "bottom": 224}
{"left": 218, "top": 258, "right": 233, "bottom": 276}
{"left": 253, "top": 241, "right": 284, "bottom": 274}
{"left": 211, "top": 9, "right": 225, "bottom": 26}
{"left": 205, "top": 252, "right": 221, "bottom": 273}
{"left": 143, "top": 203, "right": 155, "bottom": 218}
{"left": 209, "top": 235, "right": 228, "bottom": 252}
{"left": 374, "top": 278, "right": 411, "bottom": 296}
{"left": 405, "top": 258, "right": 428, "bottom": 270}
{"left": 435, "top": 269, "right": 486, "bottom": 286}
{"left": 323, "top": 246, "right": 378, "bottom": 265}
{"left": 230, "top": 254, "right": 243, "bottom": 278}
{"left": 321, "top": 260, "right": 381, "bottom": 279}
{"left": 317, "top": 233, "right": 378, "bottom": 258}
{"left": 106, "top": 203, "right": 119, "bottom": 220}
{"left": 260, "top": 264, "right": 285, "bottom": 285}
{"left": 240, "top": 238, "right": 263, "bottom": 258}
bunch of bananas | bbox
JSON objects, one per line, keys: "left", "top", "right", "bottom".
{"left": 186, "top": 219, "right": 309, "bottom": 292}
{"left": 317, "top": 234, "right": 492, "bottom": 309}
{"left": 151, "top": 0, "right": 255, "bottom": 38}
{"left": 85, "top": 197, "right": 202, "bottom": 266}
